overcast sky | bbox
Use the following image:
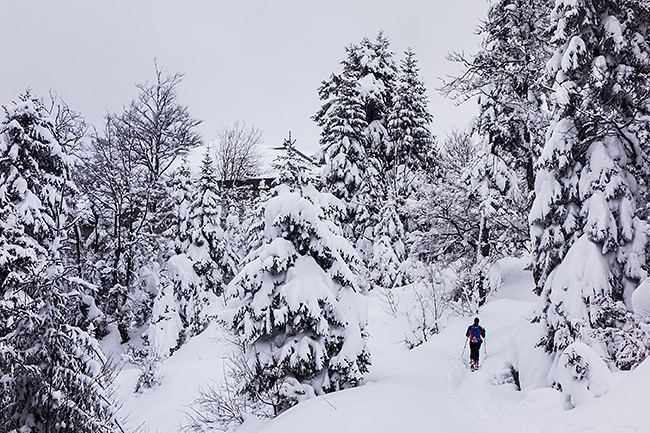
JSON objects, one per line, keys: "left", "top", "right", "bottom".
{"left": 0, "top": 0, "right": 488, "bottom": 160}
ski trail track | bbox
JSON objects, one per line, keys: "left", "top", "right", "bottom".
{"left": 405, "top": 294, "right": 564, "bottom": 433}
{"left": 367, "top": 257, "right": 569, "bottom": 433}
{"left": 429, "top": 300, "right": 565, "bottom": 433}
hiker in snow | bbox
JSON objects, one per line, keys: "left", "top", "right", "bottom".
{"left": 466, "top": 317, "right": 485, "bottom": 370}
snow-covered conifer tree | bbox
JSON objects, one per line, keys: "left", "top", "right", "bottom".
{"left": 185, "top": 150, "right": 238, "bottom": 297}
{"left": 313, "top": 67, "right": 369, "bottom": 204}
{"left": 377, "top": 48, "right": 436, "bottom": 287}
{"left": 221, "top": 141, "right": 370, "bottom": 414}
{"left": 146, "top": 151, "right": 240, "bottom": 354}
{"left": 368, "top": 199, "right": 406, "bottom": 289}
{"left": 531, "top": 0, "right": 650, "bottom": 370}
{"left": 353, "top": 32, "right": 399, "bottom": 174}
{"left": 388, "top": 48, "right": 435, "bottom": 182}
{"left": 314, "top": 32, "right": 400, "bottom": 245}
{"left": 0, "top": 92, "right": 121, "bottom": 432}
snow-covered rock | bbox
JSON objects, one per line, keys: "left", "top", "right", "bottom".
{"left": 632, "top": 278, "right": 650, "bottom": 318}
{"left": 554, "top": 341, "right": 616, "bottom": 409}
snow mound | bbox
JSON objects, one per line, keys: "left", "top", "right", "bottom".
{"left": 554, "top": 341, "right": 616, "bottom": 409}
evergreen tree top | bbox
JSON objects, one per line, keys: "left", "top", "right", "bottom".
{"left": 1, "top": 91, "right": 67, "bottom": 180}
{"left": 343, "top": 31, "right": 397, "bottom": 82}
{"left": 0, "top": 91, "right": 72, "bottom": 256}
{"left": 272, "top": 133, "right": 315, "bottom": 190}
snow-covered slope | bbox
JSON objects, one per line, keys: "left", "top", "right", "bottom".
{"left": 113, "top": 258, "right": 650, "bottom": 433}
{"left": 112, "top": 323, "right": 233, "bottom": 431}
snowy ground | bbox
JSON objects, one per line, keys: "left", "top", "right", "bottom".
{"left": 113, "top": 258, "right": 650, "bottom": 433}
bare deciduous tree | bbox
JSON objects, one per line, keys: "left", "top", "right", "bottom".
{"left": 74, "top": 63, "right": 202, "bottom": 342}
{"left": 213, "top": 120, "right": 263, "bottom": 182}
{"left": 47, "top": 91, "right": 88, "bottom": 155}
{"left": 117, "top": 61, "right": 202, "bottom": 183}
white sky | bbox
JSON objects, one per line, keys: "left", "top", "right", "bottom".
{"left": 0, "top": 0, "right": 488, "bottom": 159}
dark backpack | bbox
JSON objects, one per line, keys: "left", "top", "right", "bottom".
{"left": 469, "top": 325, "right": 482, "bottom": 343}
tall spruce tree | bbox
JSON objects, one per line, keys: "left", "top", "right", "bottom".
{"left": 313, "top": 62, "right": 369, "bottom": 204}
{"left": 353, "top": 32, "right": 399, "bottom": 175}
{"left": 388, "top": 48, "right": 435, "bottom": 183}
{"left": 316, "top": 35, "right": 437, "bottom": 282}
{"left": 0, "top": 92, "right": 121, "bottom": 432}
{"left": 381, "top": 48, "right": 436, "bottom": 288}
{"left": 314, "top": 32, "right": 400, "bottom": 243}
{"left": 531, "top": 0, "right": 650, "bottom": 370}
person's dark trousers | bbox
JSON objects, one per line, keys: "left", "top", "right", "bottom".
{"left": 469, "top": 341, "right": 482, "bottom": 364}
